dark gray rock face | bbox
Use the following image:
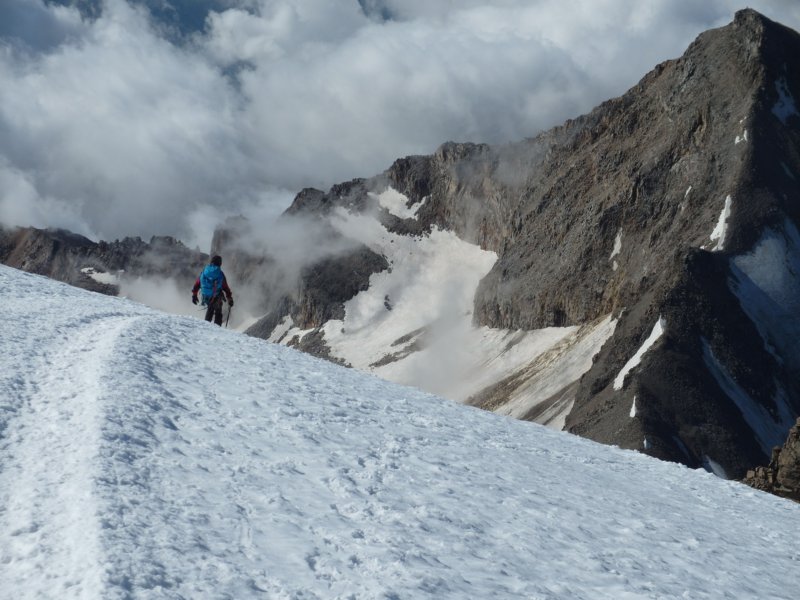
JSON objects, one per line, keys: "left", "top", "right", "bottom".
{"left": 564, "top": 10, "right": 800, "bottom": 478}
{"left": 244, "top": 246, "right": 389, "bottom": 345}
{"left": 0, "top": 225, "right": 207, "bottom": 293}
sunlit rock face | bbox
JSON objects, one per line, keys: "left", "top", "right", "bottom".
{"left": 227, "top": 10, "right": 800, "bottom": 481}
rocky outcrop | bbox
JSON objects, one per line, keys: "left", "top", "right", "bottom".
{"left": 564, "top": 10, "right": 800, "bottom": 477}
{"left": 245, "top": 247, "right": 389, "bottom": 342}
{"left": 0, "top": 225, "right": 207, "bottom": 293}
{"left": 744, "top": 418, "right": 800, "bottom": 502}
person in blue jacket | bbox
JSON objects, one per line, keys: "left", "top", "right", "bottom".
{"left": 192, "top": 255, "right": 234, "bottom": 325}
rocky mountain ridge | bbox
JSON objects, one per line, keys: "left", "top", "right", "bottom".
{"left": 219, "top": 9, "right": 800, "bottom": 479}
{"left": 0, "top": 225, "right": 206, "bottom": 294}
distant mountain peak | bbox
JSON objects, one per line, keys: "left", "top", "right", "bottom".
{"left": 214, "top": 11, "right": 800, "bottom": 480}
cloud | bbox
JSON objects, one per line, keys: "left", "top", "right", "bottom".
{"left": 0, "top": 0, "right": 86, "bottom": 51}
{"left": 1, "top": 0, "right": 799, "bottom": 246}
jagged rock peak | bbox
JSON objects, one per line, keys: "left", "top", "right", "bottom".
{"left": 733, "top": 7, "right": 776, "bottom": 30}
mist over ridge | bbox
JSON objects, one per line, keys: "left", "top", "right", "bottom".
{"left": 2, "top": 1, "right": 800, "bottom": 246}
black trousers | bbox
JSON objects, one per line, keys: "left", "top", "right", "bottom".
{"left": 204, "top": 295, "right": 224, "bottom": 326}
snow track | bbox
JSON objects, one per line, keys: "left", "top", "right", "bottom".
{"left": 1, "top": 308, "right": 141, "bottom": 598}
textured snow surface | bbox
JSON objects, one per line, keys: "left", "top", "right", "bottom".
{"left": 2, "top": 265, "right": 799, "bottom": 599}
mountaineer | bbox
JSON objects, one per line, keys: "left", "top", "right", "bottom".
{"left": 192, "top": 255, "right": 234, "bottom": 326}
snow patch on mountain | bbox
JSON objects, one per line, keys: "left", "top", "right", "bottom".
{"left": 487, "top": 315, "right": 617, "bottom": 426}
{"left": 372, "top": 187, "right": 425, "bottom": 219}
{"left": 609, "top": 230, "right": 622, "bottom": 271}
{"left": 614, "top": 317, "right": 666, "bottom": 391}
{"left": 268, "top": 314, "right": 296, "bottom": 343}
{"left": 702, "top": 456, "right": 729, "bottom": 479}
{"left": 81, "top": 266, "right": 120, "bottom": 285}
{"left": 710, "top": 195, "right": 733, "bottom": 251}
{"left": 321, "top": 206, "right": 498, "bottom": 365}
{"left": 680, "top": 186, "right": 692, "bottom": 213}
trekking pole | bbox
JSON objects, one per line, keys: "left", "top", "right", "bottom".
{"left": 225, "top": 303, "right": 232, "bottom": 328}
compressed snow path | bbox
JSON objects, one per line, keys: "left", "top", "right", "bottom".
{"left": 1, "top": 265, "right": 799, "bottom": 599}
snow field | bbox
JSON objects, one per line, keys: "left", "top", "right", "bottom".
{"left": 489, "top": 315, "right": 617, "bottom": 426}
{"left": 2, "top": 265, "right": 800, "bottom": 599}
{"left": 322, "top": 205, "right": 498, "bottom": 368}
{"left": 278, "top": 193, "right": 617, "bottom": 428}
{"left": 372, "top": 188, "right": 425, "bottom": 220}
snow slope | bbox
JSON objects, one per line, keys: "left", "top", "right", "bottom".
{"left": 1, "top": 264, "right": 799, "bottom": 599}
